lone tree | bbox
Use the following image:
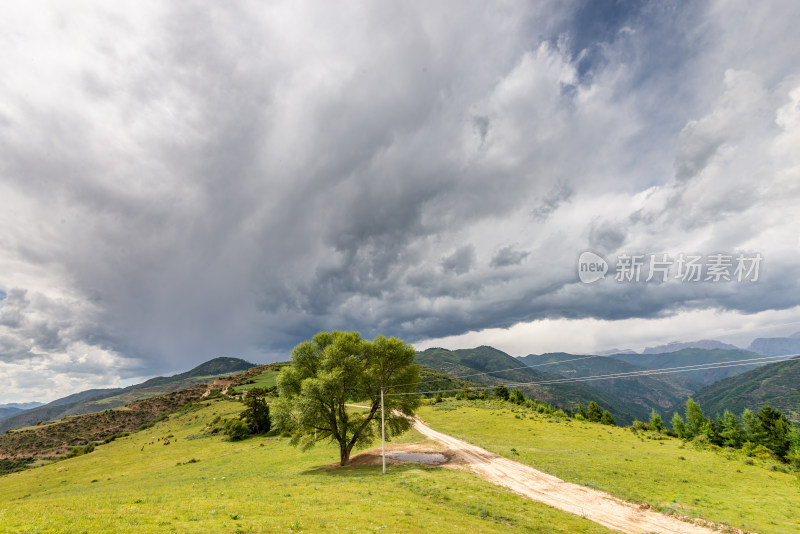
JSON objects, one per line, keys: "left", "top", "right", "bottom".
{"left": 273, "top": 331, "right": 421, "bottom": 466}
{"left": 240, "top": 387, "right": 272, "bottom": 434}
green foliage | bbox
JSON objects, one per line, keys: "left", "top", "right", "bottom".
{"left": 577, "top": 402, "right": 587, "bottom": 420}
{"left": 685, "top": 398, "right": 705, "bottom": 437}
{"left": 0, "top": 456, "right": 35, "bottom": 476}
{"left": 239, "top": 387, "right": 271, "bottom": 434}
{"left": 718, "top": 410, "right": 744, "bottom": 448}
{"left": 649, "top": 410, "right": 664, "bottom": 432}
{"left": 224, "top": 419, "right": 251, "bottom": 441}
{"left": 508, "top": 388, "right": 525, "bottom": 405}
{"left": 755, "top": 406, "right": 792, "bottom": 458}
{"left": 672, "top": 412, "right": 689, "bottom": 439}
{"left": 668, "top": 399, "right": 799, "bottom": 466}
{"left": 786, "top": 426, "right": 800, "bottom": 468}
{"left": 456, "top": 387, "right": 485, "bottom": 400}
{"left": 494, "top": 384, "right": 509, "bottom": 400}
{"left": 600, "top": 410, "right": 615, "bottom": 426}
{"left": 586, "top": 401, "right": 602, "bottom": 423}
{"left": 273, "top": 331, "right": 421, "bottom": 465}
{"left": 65, "top": 443, "right": 95, "bottom": 458}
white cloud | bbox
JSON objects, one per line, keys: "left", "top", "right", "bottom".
{"left": 414, "top": 306, "right": 800, "bottom": 356}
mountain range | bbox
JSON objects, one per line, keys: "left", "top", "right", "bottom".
{"left": 687, "top": 356, "right": 800, "bottom": 421}
{"left": 417, "top": 345, "right": 800, "bottom": 424}
{"left": 641, "top": 340, "right": 740, "bottom": 354}
{"left": 417, "top": 346, "right": 643, "bottom": 423}
{"left": 0, "top": 357, "right": 255, "bottom": 433}
{"left": 517, "top": 352, "right": 700, "bottom": 417}
{"left": 607, "top": 348, "right": 791, "bottom": 386}
{"left": 597, "top": 332, "right": 800, "bottom": 358}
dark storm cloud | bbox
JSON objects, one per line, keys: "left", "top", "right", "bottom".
{"left": 441, "top": 246, "right": 476, "bottom": 275}
{"left": 588, "top": 223, "right": 626, "bottom": 254}
{"left": 531, "top": 181, "right": 574, "bottom": 221}
{"left": 490, "top": 246, "right": 530, "bottom": 268}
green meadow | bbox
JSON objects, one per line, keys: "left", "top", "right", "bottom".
{"left": 0, "top": 397, "right": 609, "bottom": 533}
{"left": 232, "top": 369, "right": 280, "bottom": 392}
{"left": 419, "top": 399, "right": 800, "bottom": 534}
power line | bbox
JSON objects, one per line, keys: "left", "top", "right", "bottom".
{"left": 387, "top": 353, "right": 798, "bottom": 396}
{"left": 393, "top": 354, "right": 607, "bottom": 391}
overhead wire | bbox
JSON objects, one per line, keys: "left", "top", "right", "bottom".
{"left": 385, "top": 353, "right": 799, "bottom": 396}
{"left": 393, "top": 354, "right": 607, "bottom": 390}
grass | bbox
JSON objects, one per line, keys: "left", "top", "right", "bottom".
{"left": 0, "top": 398, "right": 610, "bottom": 533}
{"left": 419, "top": 399, "right": 800, "bottom": 534}
{"left": 232, "top": 369, "right": 280, "bottom": 392}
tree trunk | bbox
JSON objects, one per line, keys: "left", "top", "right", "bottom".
{"left": 339, "top": 442, "right": 350, "bottom": 466}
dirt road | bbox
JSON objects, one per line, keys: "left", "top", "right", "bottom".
{"left": 412, "top": 417, "right": 717, "bottom": 534}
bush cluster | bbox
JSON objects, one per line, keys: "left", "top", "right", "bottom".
{"left": 643, "top": 399, "right": 800, "bottom": 467}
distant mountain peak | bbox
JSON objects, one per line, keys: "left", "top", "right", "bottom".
{"left": 642, "top": 340, "right": 740, "bottom": 354}
{"left": 597, "top": 348, "right": 637, "bottom": 356}
{"left": 748, "top": 335, "right": 800, "bottom": 356}
{"left": 186, "top": 357, "right": 255, "bottom": 377}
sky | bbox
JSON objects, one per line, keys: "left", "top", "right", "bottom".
{"left": 2, "top": 1, "right": 800, "bottom": 403}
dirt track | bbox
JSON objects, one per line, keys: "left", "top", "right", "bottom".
{"left": 412, "top": 417, "right": 717, "bottom": 534}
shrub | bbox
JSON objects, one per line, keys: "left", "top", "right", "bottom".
{"left": 649, "top": 410, "right": 664, "bottom": 432}
{"left": 65, "top": 444, "right": 95, "bottom": 459}
{"left": 224, "top": 419, "right": 251, "bottom": 441}
{"left": 494, "top": 385, "right": 510, "bottom": 401}
{"left": 786, "top": 448, "right": 800, "bottom": 470}
{"left": 586, "top": 401, "right": 602, "bottom": 423}
{"left": 600, "top": 410, "right": 615, "bottom": 426}
{"left": 508, "top": 389, "right": 525, "bottom": 405}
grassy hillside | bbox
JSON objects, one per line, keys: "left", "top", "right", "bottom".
{"left": 0, "top": 385, "right": 208, "bottom": 463}
{"left": 690, "top": 356, "right": 800, "bottom": 421}
{"left": 0, "top": 365, "right": 286, "bottom": 466}
{"left": 3, "top": 365, "right": 799, "bottom": 532}
{"left": 417, "top": 347, "right": 643, "bottom": 423}
{"left": 609, "top": 348, "right": 788, "bottom": 385}
{"left": 518, "top": 353, "right": 700, "bottom": 415}
{"left": 0, "top": 396, "right": 610, "bottom": 533}
{"left": 419, "top": 399, "right": 800, "bottom": 534}
{"left": 0, "top": 357, "right": 256, "bottom": 433}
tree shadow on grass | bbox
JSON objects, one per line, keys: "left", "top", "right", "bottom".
{"left": 300, "top": 460, "right": 427, "bottom": 477}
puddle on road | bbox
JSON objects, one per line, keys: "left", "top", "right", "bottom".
{"left": 385, "top": 451, "right": 448, "bottom": 465}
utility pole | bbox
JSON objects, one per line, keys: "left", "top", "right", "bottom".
{"left": 381, "top": 387, "right": 386, "bottom": 474}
